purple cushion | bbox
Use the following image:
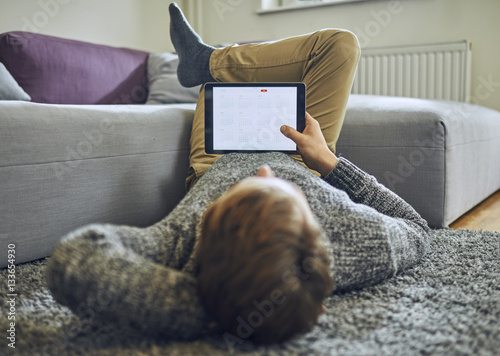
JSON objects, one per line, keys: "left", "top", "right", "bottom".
{"left": 0, "top": 31, "right": 149, "bottom": 104}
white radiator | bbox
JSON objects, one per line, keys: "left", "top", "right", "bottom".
{"left": 352, "top": 41, "right": 472, "bottom": 102}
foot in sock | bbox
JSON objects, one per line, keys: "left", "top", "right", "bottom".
{"left": 169, "top": 2, "right": 215, "bottom": 87}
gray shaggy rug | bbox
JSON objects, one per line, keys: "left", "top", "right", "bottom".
{"left": 1, "top": 228, "right": 499, "bottom": 356}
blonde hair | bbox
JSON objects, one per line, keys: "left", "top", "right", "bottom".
{"left": 196, "top": 180, "right": 333, "bottom": 344}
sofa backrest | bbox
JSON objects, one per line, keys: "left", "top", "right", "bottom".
{"left": 0, "top": 31, "right": 149, "bottom": 104}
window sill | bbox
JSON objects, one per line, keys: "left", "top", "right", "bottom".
{"left": 257, "top": 0, "right": 368, "bottom": 15}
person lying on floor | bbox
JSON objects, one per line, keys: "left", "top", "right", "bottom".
{"left": 46, "top": 2, "right": 430, "bottom": 346}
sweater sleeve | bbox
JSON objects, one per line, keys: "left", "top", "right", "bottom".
{"left": 44, "top": 153, "right": 252, "bottom": 340}
{"left": 320, "top": 157, "right": 430, "bottom": 290}
{"left": 324, "top": 158, "right": 430, "bottom": 228}
{"left": 46, "top": 223, "right": 209, "bottom": 340}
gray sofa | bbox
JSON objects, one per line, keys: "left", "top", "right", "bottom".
{"left": 1, "top": 32, "right": 500, "bottom": 268}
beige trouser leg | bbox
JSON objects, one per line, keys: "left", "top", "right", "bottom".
{"left": 186, "top": 29, "right": 360, "bottom": 190}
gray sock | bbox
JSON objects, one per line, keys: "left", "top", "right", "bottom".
{"left": 169, "top": 3, "right": 215, "bottom": 88}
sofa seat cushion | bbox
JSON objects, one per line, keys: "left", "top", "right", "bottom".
{"left": 0, "top": 31, "right": 149, "bottom": 104}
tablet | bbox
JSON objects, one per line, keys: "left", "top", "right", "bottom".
{"left": 204, "top": 82, "right": 306, "bottom": 154}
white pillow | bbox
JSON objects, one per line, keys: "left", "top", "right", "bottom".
{"left": 0, "top": 62, "right": 31, "bottom": 101}
{"left": 146, "top": 52, "right": 201, "bottom": 104}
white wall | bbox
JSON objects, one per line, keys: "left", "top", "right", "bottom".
{"left": 0, "top": 0, "right": 176, "bottom": 52}
{"left": 1, "top": 0, "right": 498, "bottom": 110}
{"left": 195, "top": 0, "right": 500, "bottom": 111}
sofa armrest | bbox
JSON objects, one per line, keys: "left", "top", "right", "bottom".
{"left": 0, "top": 102, "right": 195, "bottom": 267}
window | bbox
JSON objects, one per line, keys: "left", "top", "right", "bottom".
{"left": 259, "top": 0, "right": 369, "bottom": 14}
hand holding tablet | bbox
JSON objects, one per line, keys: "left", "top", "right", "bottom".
{"left": 204, "top": 83, "right": 306, "bottom": 154}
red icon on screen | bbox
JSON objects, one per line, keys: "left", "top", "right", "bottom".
{"left": 261, "top": 89, "right": 267, "bottom": 92}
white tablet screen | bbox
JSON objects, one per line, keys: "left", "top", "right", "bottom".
{"left": 212, "top": 86, "right": 298, "bottom": 151}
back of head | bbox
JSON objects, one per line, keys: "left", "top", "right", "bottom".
{"left": 196, "top": 182, "right": 334, "bottom": 344}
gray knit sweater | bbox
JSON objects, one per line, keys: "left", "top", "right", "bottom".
{"left": 46, "top": 152, "right": 430, "bottom": 340}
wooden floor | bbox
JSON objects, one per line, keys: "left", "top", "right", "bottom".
{"left": 449, "top": 189, "right": 500, "bottom": 232}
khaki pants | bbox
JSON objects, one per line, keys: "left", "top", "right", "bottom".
{"left": 186, "top": 29, "right": 360, "bottom": 190}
